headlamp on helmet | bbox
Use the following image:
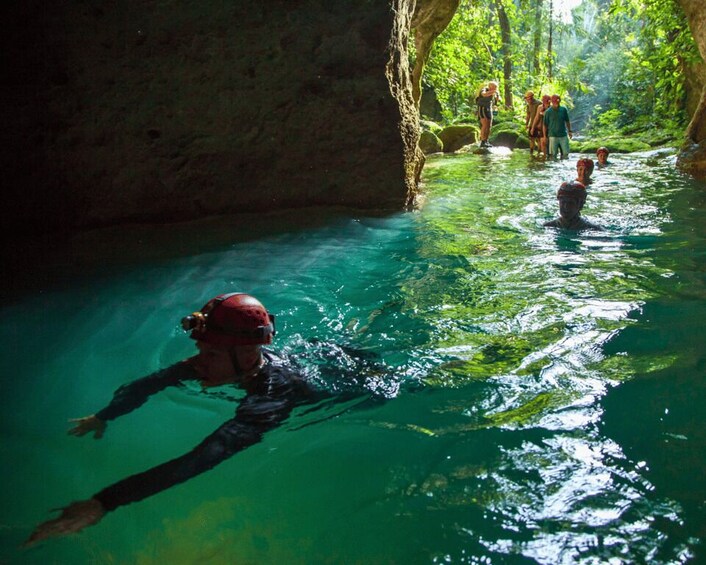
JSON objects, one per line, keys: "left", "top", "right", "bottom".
{"left": 181, "top": 293, "right": 276, "bottom": 347}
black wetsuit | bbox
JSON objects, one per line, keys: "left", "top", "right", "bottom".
{"left": 477, "top": 89, "right": 495, "bottom": 120}
{"left": 92, "top": 351, "right": 322, "bottom": 511}
{"left": 543, "top": 215, "right": 602, "bottom": 231}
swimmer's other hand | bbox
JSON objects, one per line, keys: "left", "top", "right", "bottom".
{"left": 24, "top": 499, "right": 105, "bottom": 547}
{"left": 68, "top": 415, "right": 106, "bottom": 439}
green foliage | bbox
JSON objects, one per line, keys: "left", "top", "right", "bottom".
{"left": 592, "top": 107, "right": 623, "bottom": 133}
{"left": 420, "top": 0, "right": 501, "bottom": 123}
{"left": 418, "top": 0, "right": 700, "bottom": 142}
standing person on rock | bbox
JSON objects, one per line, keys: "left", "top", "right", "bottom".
{"left": 475, "top": 81, "right": 500, "bottom": 148}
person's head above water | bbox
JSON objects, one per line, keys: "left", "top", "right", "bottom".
{"left": 182, "top": 293, "right": 276, "bottom": 347}
{"left": 576, "top": 158, "right": 594, "bottom": 183}
{"left": 556, "top": 180, "right": 587, "bottom": 220}
{"left": 182, "top": 293, "right": 276, "bottom": 379}
{"left": 596, "top": 146, "right": 609, "bottom": 164}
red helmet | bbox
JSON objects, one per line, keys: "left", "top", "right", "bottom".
{"left": 181, "top": 293, "right": 275, "bottom": 347}
{"left": 576, "top": 158, "right": 594, "bottom": 174}
{"left": 596, "top": 146, "right": 609, "bottom": 156}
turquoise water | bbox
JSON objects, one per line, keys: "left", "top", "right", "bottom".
{"left": 2, "top": 148, "right": 705, "bottom": 563}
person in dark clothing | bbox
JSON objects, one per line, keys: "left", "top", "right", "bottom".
{"left": 544, "top": 181, "right": 602, "bottom": 231}
{"left": 26, "top": 293, "right": 326, "bottom": 545}
{"left": 475, "top": 81, "right": 500, "bottom": 147}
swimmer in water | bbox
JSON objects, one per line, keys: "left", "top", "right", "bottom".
{"left": 596, "top": 146, "right": 610, "bottom": 167}
{"left": 544, "top": 180, "right": 602, "bottom": 231}
{"left": 26, "top": 293, "right": 328, "bottom": 545}
{"left": 576, "top": 158, "right": 594, "bottom": 185}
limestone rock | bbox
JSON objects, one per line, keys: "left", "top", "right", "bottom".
{"left": 419, "top": 130, "right": 443, "bottom": 154}
{"left": 3, "top": 0, "right": 424, "bottom": 234}
{"left": 438, "top": 125, "right": 478, "bottom": 153}
{"left": 676, "top": 141, "right": 706, "bottom": 178}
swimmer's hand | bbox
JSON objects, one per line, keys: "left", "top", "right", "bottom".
{"left": 24, "top": 499, "right": 105, "bottom": 547}
{"left": 68, "top": 415, "right": 106, "bottom": 439}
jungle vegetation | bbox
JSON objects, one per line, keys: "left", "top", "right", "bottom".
{"left": 415, "top": 0, "right": 701, "bottom": 147}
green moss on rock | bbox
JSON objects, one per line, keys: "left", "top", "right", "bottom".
{"left": 420, "top": 119, "right": 443, "bottom": 135}
{"left": 419, "top": 130, "right": 444, "bottom": 154}
{"left": 572, "top": 137, "right": 652, "bottom": 154}
{"left": 438, "top": 124, "right": 479, "bottom": 153}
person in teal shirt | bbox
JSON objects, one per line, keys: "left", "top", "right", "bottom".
{"left": 543, "top": 94, "right": 573, "bottom": 159}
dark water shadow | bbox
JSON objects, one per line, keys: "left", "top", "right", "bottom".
{"left": 1, "top": 206, "right": 403, "bottom": 306}
{"left": 599, "top": 180, "right": 706, "bottom": 560}
{"left": 600, "top": 300, "right": 706, "bottom": 561}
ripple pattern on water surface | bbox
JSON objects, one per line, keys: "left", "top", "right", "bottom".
{"left": 2, "top": 150, "right": 705, "bottom": 564}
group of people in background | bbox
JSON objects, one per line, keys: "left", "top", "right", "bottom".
{"left": 474, "top": 81, "right": 614, "bottom": 231}
{"left": 523, "top": 91, "right": 572, "bottom": 159}
{"left": 474, "top": 82, "right": 576, "bottom": 159}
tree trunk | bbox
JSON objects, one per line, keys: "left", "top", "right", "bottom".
{"left": 675, "top": 0, "right": 706, "bottom": 178}
{"left": 547, "top": 0, "right": 553, "bottom": 79}
{"left": 495, "top": 0, "right": 513, "bottom": 108}
{"left": 533, "top": 0, "right": 543, "bottom": 75}
{"left": 677, "top": 0, "right": 706, "bottom": 144}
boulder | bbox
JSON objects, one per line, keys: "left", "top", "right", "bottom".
{"left": 438, "top": 124, "right": 478, "bottom": 152}
{"left": 490, "top": 131, "right": 519, "bottom": 148}
{"left": 419, "top": 130, "right": 444, "bottom": 154}
{"left": 676, "top": 141, "right": 706, "bottom": 178}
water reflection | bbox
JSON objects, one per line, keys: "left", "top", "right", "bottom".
{"left": 3, "top": 150, "right": 704, "bottom": 563}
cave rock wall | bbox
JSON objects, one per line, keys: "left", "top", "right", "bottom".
{"left": 678, "top": 0, "right": 706, "bottom": 176}
{"left": 4, "top": 1, "right": 422, "bottom": 234}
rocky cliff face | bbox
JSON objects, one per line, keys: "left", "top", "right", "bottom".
{"left": 3, "top": 1, "right": 423, "bottom": 235}
{"left": 678, "top": 0, "right": 706, "bottom": 176}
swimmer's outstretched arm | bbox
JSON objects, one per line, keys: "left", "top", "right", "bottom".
{"left": 26, "top": 393, "right": 296, "bottom": 546}
{"left": 24, "top": 500, "right": 105, "bottom": 547}
{"left": 68, "top": 415, "right": 106, "bottom": 439}
{"left": 67, "top": 361, "right": 198, "bottom": 438}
